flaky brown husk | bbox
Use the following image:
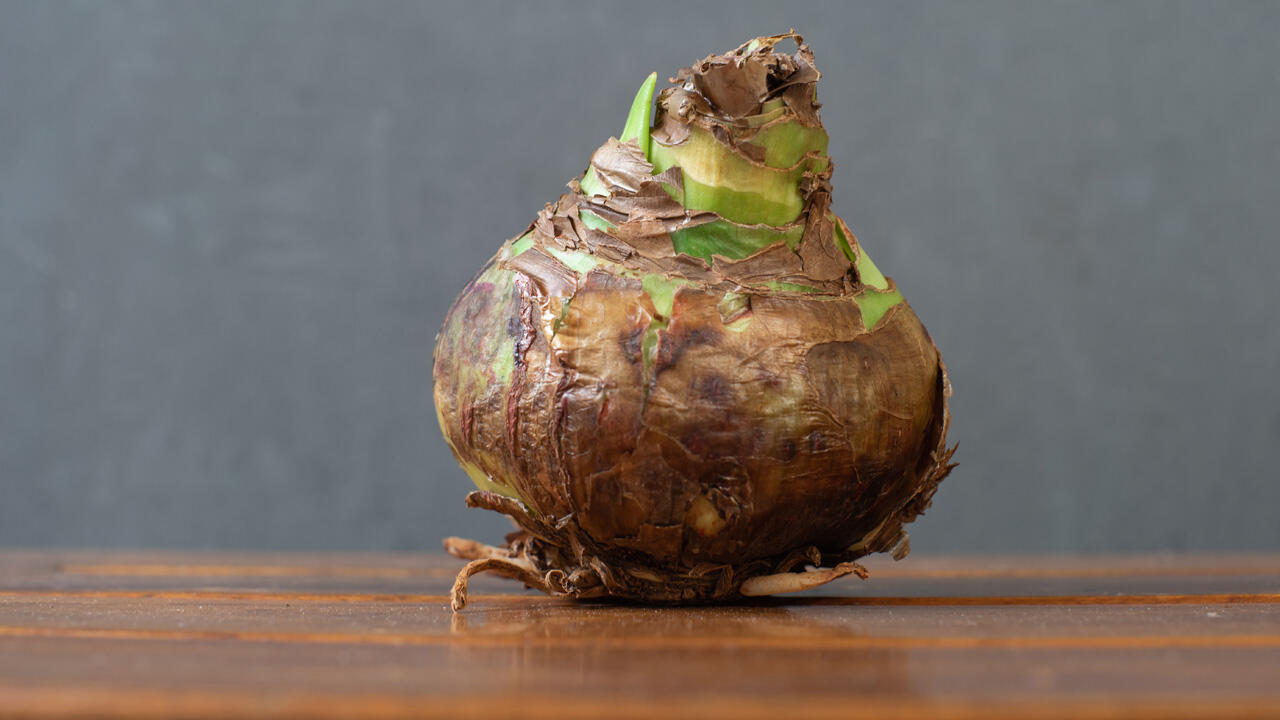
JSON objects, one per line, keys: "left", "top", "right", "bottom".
{"left": 433, "top": 34, "right": 955, "bottom": 610}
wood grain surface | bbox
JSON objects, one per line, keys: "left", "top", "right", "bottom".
{"left": 1, "top": 551, "right": 1278, "bottom": 719}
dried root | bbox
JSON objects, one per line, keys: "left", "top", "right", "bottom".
{"left": 444, "top": 491, "right": 873, "bottom": 612}
{"left": 446, "top": 543, "right": 556, "bottom": 612}
{"left": 739, "top": 562, "right": 868, "bottom": 597}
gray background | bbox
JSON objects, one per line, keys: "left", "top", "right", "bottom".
{"left": 3, "top": 1, "right": 1278, "bottom": 553}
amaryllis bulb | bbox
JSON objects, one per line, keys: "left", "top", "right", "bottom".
{"left": 433, "top": 33, "right": 955, "bottom": 610}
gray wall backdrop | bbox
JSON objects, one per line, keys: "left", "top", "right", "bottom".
{"left": 3, "top": 1, "right": 1278, "bottom": 553}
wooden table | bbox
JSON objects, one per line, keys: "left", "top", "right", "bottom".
{"left": 1, "top": 551, "right": 1278, "bottom": 718}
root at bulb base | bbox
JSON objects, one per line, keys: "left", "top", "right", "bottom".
{"left": 443, "top": 492, "right": 872, "bottom": 612}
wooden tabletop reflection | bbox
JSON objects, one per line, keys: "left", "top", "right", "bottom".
{"left": 1, "top": 550, "right": 1277, "bottom": 718}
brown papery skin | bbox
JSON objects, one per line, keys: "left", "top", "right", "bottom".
{"left": 433, "top": 34, "right": 955, "bottom": 606}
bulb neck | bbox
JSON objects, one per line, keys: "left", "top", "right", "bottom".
{"left": 649, "top": 32, "right": 830, "bottom": 228}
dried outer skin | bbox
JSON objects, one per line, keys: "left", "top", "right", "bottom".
{"left": 433, "top": 33, "right": 955, "bottom": 603}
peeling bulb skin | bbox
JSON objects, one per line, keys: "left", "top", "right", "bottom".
{"left": 433, "top": 33, "right": 956, "bottom": 610}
